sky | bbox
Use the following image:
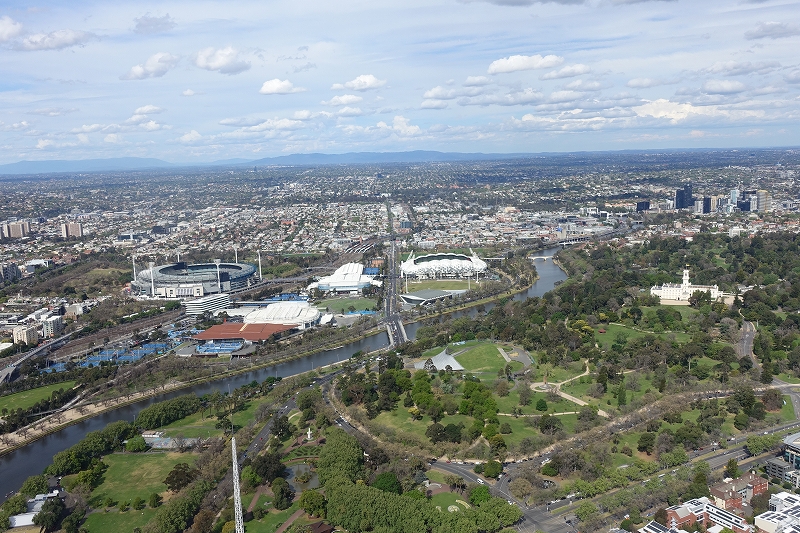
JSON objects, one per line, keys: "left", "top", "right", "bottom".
{"left": 0, "top": 0, "right": 799, "bottom": 163}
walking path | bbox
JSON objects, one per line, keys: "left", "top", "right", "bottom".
{"left": 527, "top": 360, "right": 610, "bottom": 418}
{"left": 273, "top": 508, "right": 305, "bottom": 533}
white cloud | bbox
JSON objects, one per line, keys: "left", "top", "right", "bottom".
{"left": 104, "top": 133, "right": 120, "bottom": 143}
{"left": 564, "top": 79, "right": 603, "bottom": 91}
{"left": 121, "top": 52, "right": 179, "bottom": 80}
{"left": 487, "top": 54, "right": 563, "bottom": 74}
{"left": 423, "top": 86, "right": 459, "bottom": 100}
{"left": 194, "top": 46, "right": 250, "bottom": 75}
{"left": 464, "top": 76, "right": 491, "bottom": 86}
{"left": 633, "top": 98, "right": 763, "bottom": 123}
{"left": 705, "top": 61, "right": 780, "bottom": 76}
{"left": 29, "top": 107, "right": 77, "bottom": 116}
{"left": 182, "top": 89, "right": 195, "bottom": 96}
{"left": 337, "top": 106, "right": 363, "bottom": 117}
{"left": 388, "top": 115, "right": 421, "bottom": 136}
{"left": 322, "top": 94, "right": 362, "bottom": 106}
{"left": 219, "top": 117, "right": 265, "bottom": 127}
{"left": 36, "top": 139, "right": 54, "bottom": 149}
{"left": 458, "top": 88, "right": 543, "bottom": 106}
{"left": 246, "top": 118, "right": 305, "bottom": 131}
{"left": 549, "top": 90, "right": 583, "bottom": 103}
{"left": 179, "top": 130, "right": 201, "bottom": 142}
{"left": 541, "top": 64, "right": 591, "bottom": 80}
{"left": 702, "top": 80, "right": 746, "bottom": 94}
{"left": 18, "top": 29, "right": 96, "bottom": 51}
{"left": 133, "top": 13, "right": 176, "bottom": 35}
{"left": 331, "top": 74, "right": 387, "bottom": 91}
{"left": 745, "top": 21, "right": 800, "bottom": 40}
{"left": 786, "top": 71, "right": 800, "bottom": 84}
{"left": 259, "top": 79, "right": 306, "bottom": 95}
{"left": 0, "top": 15, "right": 22, "bottom": 42}
{"left": 71, "top": 124, "right": 104, "bottom": 133}
{"left": 126, "top": 114, "right": 148, "bottom": 124}
{"left": 139, "top": 120, "right": 163, "bottom": 131}
{"left": 293, "top": 110, "right": 313, "bottom": 120}
{"left": 134, "top": 105, "right": 164, "bottom": 115}
{"left": 421, "top": 100, "right": 448, "bottom": 109}
{"left": 627, "top": 78, "right": 670, "bottom": 88}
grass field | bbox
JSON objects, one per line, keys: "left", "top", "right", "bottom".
{"left": 89, "top": 452, "right": 196, "bottom": 507}
{"left": 160, "top": 398, "right": 267, "bottom": 438}
{"left": 430, "top": 491, "right": 464, "bottom": 511}
{"left": 455, "top": 344, "right": 507, "bottom": 374}
{"left": 315, "top": 297, "right": 378, "bottom": 313}
{"left": 404, "top": 280, "right": 477, "bottom": 292}
{"left": 372, "top": 406, "right": 473, "bottom": 439}
{"left": 83, "top": 508, "right": 156, "bottom": 532}
{"left": 0, "top": 381, "right": 76, "bottom": 413}
{"left": 595, "top": 323, "right": 690, "bottom": 350}
{"left": 245, "top": 502, "right": 302, "bottom": 533}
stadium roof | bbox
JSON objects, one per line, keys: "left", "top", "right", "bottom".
{"left": 194, "top": 323, "right": 293, "bottom": 342}
{"left": 244, "top": 301, "right": 321, "bottom": 326}
{"left": 400, "top": 289, "right": 453, "bottom": 305}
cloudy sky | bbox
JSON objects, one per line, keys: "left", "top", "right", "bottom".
{"left": 0, "top": 0, "right": 798, "bottom": 163}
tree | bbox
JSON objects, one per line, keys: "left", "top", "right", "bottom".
{"left": 299, "top": 489, "right": 326, "bottom": 518}
{"left": 252, "top": 451, "right": 286, "bottom": 484}
{"left": 509, "top": 478, "right": 533, "bottom": 499}
{"left": 617, "top": 381, "right": 627, "bottom": 407}
{"left": 575, "top": 501, "right": 598, "bottom": 522}
{"left": 20, "top": 475, "right": 49, "bottom": 497}
{"left": 725, "top": 459, "right": 740, "bottom": 479}
{"left": 372, "top": 472, "right": 402, "bottom": 494}
{"left": 148, "top": 492, "right": 162, "bottom": 508}
{"left": 132, "top": 496, "right": 145, "bottom": 510}
{"left": 470, "top": 485, "right": 491, "bottom": 505}
{"left": 426, "top": 422, "right": 446, "bottom": 444}
{"left": 241, "top": 465, "right": 263, "bottom": 489}
{"left": 61, "top": 510, "right": 84, "bottom": 533}
{"left": 536, "top": 398, "right": 548, "bottom": 412}
{"left": 519, "top": 387, "right": 532, "bottom": 406}
{"left": 33, "top": 497, "right": 64, "bottom": 533}
{"left": 483, "top": 460, "right": 503, "bottom": 478}
{"left": 654, "top": 508, "right": 668, "bottom": 526}
{"left": 125, "top": 435, "right": 147, "bottom": 452}
{"left": 273, "top": 415, "right": 294, "bottom": 441}
{"left": 164, "top": 463, "right": 198, "bottom": 492}
{"left": 637, "top": 432, "right": 656, "bottom": 455}
{"left": 272, "top": 477, "right": 294, "bottom": 510}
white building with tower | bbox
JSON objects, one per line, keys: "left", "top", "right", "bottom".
{"left": 650, "top": 268, "right": 722, "bottom": 302}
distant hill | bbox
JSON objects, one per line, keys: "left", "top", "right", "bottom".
{"left": 246, "top": 151, "right": 532, "bottom": 166}
{"left": 0, "top": 157, "right": 174, "bottom": 175}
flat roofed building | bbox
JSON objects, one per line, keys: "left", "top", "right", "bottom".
{"left": 193, "top": 322, "right": 293, "bottom": 342}
{"left": 183, "top": 293, "right": 231, "bottom": 316}
{"left": 12, "top": 324, "right": 38, "bottom": 345}
{"left": 42, "top": 315, "right": 64, "bottom": 338}
{"left": 308, "top": 262, "right": 381, "bottom": 293}
{"left": 243, "top": 301, "right": 321, "bottom": 329}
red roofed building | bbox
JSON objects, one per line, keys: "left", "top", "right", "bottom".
{"left": 194, "top": 322, "right": 294, "bottom": 342}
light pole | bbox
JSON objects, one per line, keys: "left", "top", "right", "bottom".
{"left": 215, "top": 259, "right": 221, "bottom": 292}
{"left": 233, "top": 245, "right": 238, "bottom": 264}
{"left": 257, "top": 249, "right": 263, "bottom": 281}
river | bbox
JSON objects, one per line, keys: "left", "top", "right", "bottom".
{"left": 0, "top": 247, "right": 565, "bottom": 497}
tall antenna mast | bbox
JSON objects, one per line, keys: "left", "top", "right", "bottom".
{"left": 231, "top": 437, "right": 244, "bottom": 533}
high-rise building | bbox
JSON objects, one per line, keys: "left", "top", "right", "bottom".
{"left": 12, "top": 324, "right": 38, "bottom": 345}
{"left": 675, "top": 189, "right": 686, "bottom": 209}
{"left": 0, "top": 262, "right": 21, "bottom": 283}
{"left": 1, "top": 221, "right": 29, "bottom": 239}
{"left": 731, "top": 189, "right": 739, "bottom": 205}
{"left": 42, "top": 315, "right": 64, "bottom": 337}
{"left": 757, "top": 190, "right": 772, "bottom": 213}
{"left": 702, "top": 197, "right": 712, "bottom": 214}
{"left": 60, "top": 221, "right": 84, "bottom": 238}
{"left": 636, "top": 201, "right": 650, "bottom": 212}
{"left": 674, "top": 183, "right": 693, "bottom": 209}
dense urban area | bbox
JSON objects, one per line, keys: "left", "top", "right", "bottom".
{"left": 2, "top": 148, "right": 800, "bottom": 533}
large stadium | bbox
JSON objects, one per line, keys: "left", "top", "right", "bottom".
{"left": 400, "top": 251, "right": 488, "bottom": 279}
{"left": 131, "top": 262, "right": 258, "bottom": 298}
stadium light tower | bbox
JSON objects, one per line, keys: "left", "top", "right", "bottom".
{"left": 148, "top": 262, "right": 155, "bottom": 296}
{"left": 214, "top": 259, "right": 221, "bottom": 292}
{"left": 132, "top": 255, "right": 137, "bottom": 282}
{"left": 257, "top": 249, "right": 263, "bottom": 281}
{"left": 233, "top": 245, "right": 238, "bottom": 264}
{"left": 231, "top": 437, "right": 244, "bottom": 533}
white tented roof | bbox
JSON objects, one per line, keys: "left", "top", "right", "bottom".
{"left": 244, "top": 302, "right": 321, "bottom": 326}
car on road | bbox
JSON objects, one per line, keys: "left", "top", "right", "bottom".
{"left": 477, "top": 479, "right": 485, "bottom": 484}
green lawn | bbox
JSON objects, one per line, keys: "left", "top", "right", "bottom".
{"left": 245, "top": 502, "right": 302, "bottom": 533}
{"left": 781, "top": 395, "right": 796, "bottom": 422}
{"left": 430, "top": 491, "right": 464, "bottom": 511}
{"left": 455, "top": 344, "right": 507, "bottom": 374}
{"left": 493, "top": 384, "right": 579, "bottom": 415}
{"left": 372, "top": 406, "right": 473, "bottom": 440}
{"left": 777, "top": 373, "right": 800, "bottom": 384}
{"left": 161, "top": 398, "right": 267, "bottom": 438}
{"left": 83, "top": 508, "right": 156, "bottom": 532}
{"left": 284, "top": 445, "right": 321, "bottom": 461}
{"left": 404, "top": 279, "right": 477, "bottom": 292}
{"left": 0, "top": 381, "right": 76, "bottom": 412}
{"left": 426, "top": 470, "right": 447, "bottom": 483}
{"left": 595, "top": 323, "right": 690, "bottom": 350}
{"left": 90, "top": 452, "right": 196, "bottom": 507}
{"left": 315, "top": 297, "right": 378, "bottom": 313}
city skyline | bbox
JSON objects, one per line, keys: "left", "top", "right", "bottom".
{"left": 1, "top": 0, "right": 799, "bottom": 164}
